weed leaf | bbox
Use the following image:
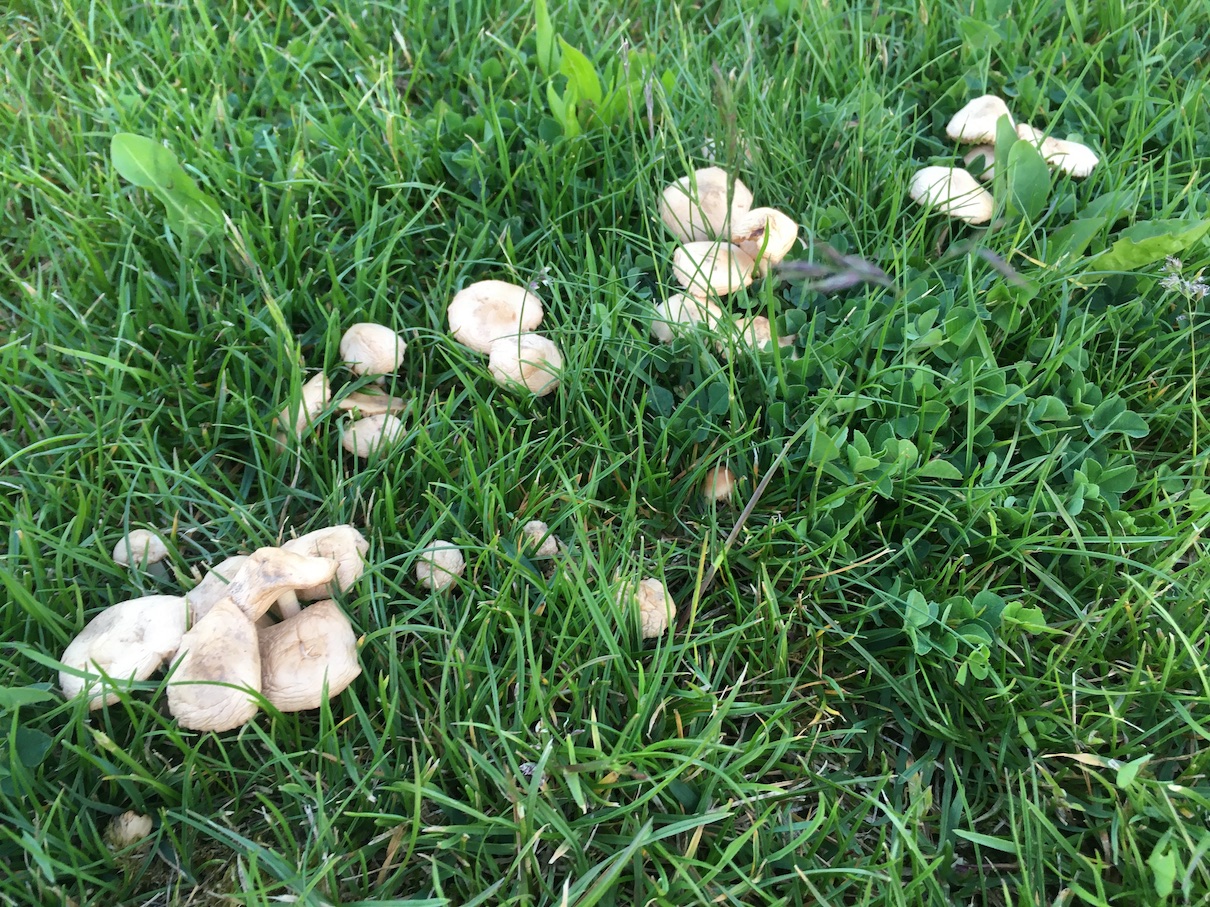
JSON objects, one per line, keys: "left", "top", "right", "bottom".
{"left": 111, "top": 133, "right": 224, "bottom": 247}
{"left": 1092, "top": 217, "right": 1210, "bottom": 271}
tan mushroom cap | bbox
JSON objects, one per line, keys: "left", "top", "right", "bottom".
{"left": 702, "top": 465, "right": 736, "bottom": 502}
{"left": 282, "top": 525, "right": 369, "bottom": 603}
{"left": 908, "top": 166, "right": 995, "bottom": 224}
{"left": 962, "top": 145, "right": 996, "bottom": 182}
{"left": 258, "top": 600, "right": 361, "bottom": 712}
{"left": 1015, "top": 124, "right": 1099, "bottom": 178}
{"left": 223, "top": 547, "right": 339, "bottom": 621}
{"left": 718, "top": 315, "right": 791, "bottom": 354}
{"left": 672, "top": 242, "right": 756, "bottom": 297}
{"left": 650, "top": 294, "right": 726, "bottom": 344}
{"left": 112, "top": 529, "right": 169, "bottom": 569}
{"left": 658, "top": 167, "right": 754, "bottom": 243}
{"left": 623, "top": 577, "right": 675, "bottom": 639}
{"left": 415, "top": 540, "right": 465, "bottom": 591}
{"left": 104, "top": 811, "right": 154, "bottom": 851}
{"left": 60, "top": 594, "right": 189, "bottom": 709}
{"left": 334, "top": 389, "right": 408, "bottom": 418}
{"left": 487, "top": 333, "right": 563, "bottom": 396}
{"left": 729, "top": 207, "right": 799, "bottom": 275}
{"left": 946, "top": 95, "right": 1013, "bottom": 144}
{"left": 448, "top": 280, "right": 544, "bottom": 354}
{"left": 341, "top": 413, "right": 406, "bottom": 458}
{"left": 520, "top": 520, "right": 561, "bottom": 559}
{"left": 186, "top": 555, "right": 251, "bottom": 622}
{"left": 276, "top": 371, "right": 331, "bottom": 445}
{"left": 167, "top": 597, "right": 261, "bottom": 732}
{"left": 339, "top": 323, "right": 407, "bottom": 383}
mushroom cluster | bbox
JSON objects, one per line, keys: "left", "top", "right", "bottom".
{"left": 654, "top": 166, "right": 798, "bottom": 352}
{"left": 60, "top": 525, "right": 368, "bottom": 732}
{"left": 909, "top": 93, "right": 1100, "bottom": 224}
{"left": 447, "top": 279, "right": 563, "bottom": 397}
{"left": 274, "top": 321, "right": 409, "bottom": 459}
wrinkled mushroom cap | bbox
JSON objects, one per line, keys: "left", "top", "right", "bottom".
{"left": 341, "top": 413, "right": 406, "bottom": 458}
{"left": 946, "top": 95, "right": 1013, "bottom": 144}
{"left": 339, "top": 323, "right": 406, "bottom": 383}
{"left": 104, "top": 811, "right": 154, "bottom": 851}
{"left": 223, "top": 547, "right": 339, "bottom": 621}
{"left": 729, "top": 207, "right": 799, "bottom": 275}
{"left": 258, "top": 600, "right": 361, "bottom": 712}
{"left": 703, "top": 466, "right": 736, "bottom": 502}
{"left": 520, "top": 520, "right": 561, "bottom": 559}
{"left": 658, "top": 167, "right": 754, "bottom": 243}
{"left": 672, "top": 242, "right": 756, "bottom": 297}
{"left": 487, "top": 334, "right": 562, "bottom": 396}
{"left": 186, "top": 555, "right": 251, "bottom": 622}
{"left": 447, "top": 280, "right": 544, "bottom": 354}
{"left": 651, "top": 294, "right": 726, "bottom": 344}
{"left": 1015, "top": 124, "right": 1099, "bottom": 177}
{"left": 415, "top": 541, "right": 465, "bottom": 591}
{"left": 622, "top": 577, "right": 675, "bottom": 639}
{"left": 112, "top": 529, "right": 169, "bottom": 569}
{"left": 962, "top": 145, "right": 996, "bottom": 182}
{"left": 908, "top": 166, "right": 995, "bottom": 224}
{"left": 60, "top": 595, "right": 189, "bottom": 709}
{"left": 282, "top": 525, "right": 369, "bottom": 601}
{"left": 167, "top": 597, "right": 262, "bottom": 732}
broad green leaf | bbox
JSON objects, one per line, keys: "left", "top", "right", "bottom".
{"left": 1091, "top": 217, "right": 1210, "bottom": 271}
{"left": 904, "top": 590, "right": 935, "bottom": 629}
{"left": 916, "top": 459, "right": 963, "bottom": 480}
{"left": 993, "top": 115, "right": 1018, "bottom": 179}
{"left": 0, "top": 686, "right": 55, "bottom": 710}
{"left": 958, "top": 17, "right": 1001, "bottom": 49}
{"left": 558, "top": 39, "right": 603, "bottom": 107}
{"left": 1088, "top": 396, "right": 1149, "bottom": 439}
{"left": 1006, "top": 140, "right": 1050, "bottom": 221}
{"left": 1149, "top": 841, "right": 1177, "bottom": 898}
{"left": 533, "top": 0, "right": 559, "bottom": 76}
{"left": 1046, "top": 217, "right": 1106, "bottom": 263}
{"left": 1114, "top": 754, "right": 1151, "bottom": 789}
{"left": 111, "top": 133, "right": 224, "bottom": 246}
{"left": 1002, "top": 601, "right": 1048, "bottom": 633}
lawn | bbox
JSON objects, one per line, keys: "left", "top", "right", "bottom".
{"left": 2, "top": 0, "right": 1210, "bottom": 904}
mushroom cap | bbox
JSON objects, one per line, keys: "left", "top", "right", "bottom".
{"left": 112, "top": 529, "right": 169, "bottom": 568}
{"left": 339, "top": 323, "right": 406, "bottom": 381}
{"left": 962, "top": 145, "right": 996, "bottom": 182}
{"left": 658, "top": 167, "right": 754, "bottom": 243}
{"left": 1015, "top": 124, "right": 1099, "bottom": 177}
{"left": 520, "top": 520, "right": 560, "bottom": 559}
{"left": 341, "top": 413, "right": 406, "bottom": 458}
{"left": 186, "top": 555, "right": 251, "bottom": 622}
{"left": 487, "top": 333, "right": 562, "bottom": 396}
{"left": 447, "top": 280, "right": 544, "bottom": 354}
{"left": 258, "top": 600, "right": 361, "bottom": 712}
{"left": 650, "top": 294, "right": 726, "bottom": 344}
{"left": 946, "top": 95, "right": 1013, "bottom": 144}
{"left": 672, "top": 242, "right": 756, "bottom": 297}
{"left": 908, "top": 166, "right": 995, "bottom": 224}
{"left": 166, "top": 597, "right": 262, "bottom": 732}
{"left": 60, "top": 595, "right": 189, "bottom": 709}
{"left": 415, "top": 541, "right": 465, "bottom": 591}
{"left": 282, "top": 525, "right": 369, "bottom": 601}
{"left": 702, "top": 466, "right": 736, "bottom": 502}
{"left": 224, "top": 547, "right": 339, "bottom": 621}
{"left": 729, "top": 207, "right": 799, "bottom": 275}
{"left": 104, "top": 811, "right": 153, "bottom": 851}
{"left": 718, "top": 315, "right": 790, "bottom": 355}
{"left": 276, "top": 371, "right": 331, "bottom": 441}
{"left": 622, "top": 577, "right": 675, "bottom": 639}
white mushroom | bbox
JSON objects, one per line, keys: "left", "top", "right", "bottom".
{"left": 59, "top": 595, "right": 189, "bottom": 709}
{"left": 112, "top": 529, "right": 169, "bottom": 570}
{"left": 729, "top": 207, "right": 799, "bottom": 275}
{"left": 908, "top": 166, "right": 995, "bottom": 224}
{"left": 1015, "top": 124, "right": 1099, "bottom": 178}
{"left": 415, "top": 540, "right": 465, "bottom": 591}
{"left": 275, "top": 371, "right": 331, "bottom": 446}
{"left": 339, "top": 323, "right": 407, "bottom": 384}
{"left": 621, "top": 578, "right": 675, "bottom": 639}
{"left": 487, "top": 333, "right": 562, "bottom": 396}
{"left": 702, "top": 466, "right": 736, "bottom": 502}
{"left": 672, "top": 242, "right": 756, "bottom": 297}
{"left": 447, "top": 280, "right": 544, "bottom": 354}
{"left": 962, "top": 145, "right": 996, "bottom": 182}
{"left": 946, "top": 95, "right": 1013, "bottom": 144}
{"left": 341, "top": 413, "right": 406, "bottom": 458}
{"left": 186, "top": 555, "right": 250, "bottom": 622}
{"left": 520, "top": 520, "right": 561, "bottom": 558}
{"left": 222, "top": 547, "right": 339, "bottom": 621}
{"left": 650, "top": 294, "right": 726, "bottom": 344}
{"left": 258, "top": 600, "right": 361, "bottom": 712}
{"left": 718, "top": 315, "right": 790, "bottom": 354}
{"left": 104, "top": 811, "right": 154, "bottom": 852}
{"left": 281, "top": 525, "right": 370, "bottom": 602}
{"left": 658, "top": 167, "right": 754, "bottom": 243}
{"left": 166, "top": 597, "right": 261, "bottom": 732}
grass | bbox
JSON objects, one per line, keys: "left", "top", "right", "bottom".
{"left": 2, "top": 0, "right": 1210, "bottom": 903}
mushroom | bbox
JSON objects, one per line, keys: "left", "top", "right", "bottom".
{"left": 447, "top": 280, "right": 544, "bottom": 354}
{"left": 415, "top": 540, "right": 465, "bottom": 591}
{"left": 282, "top": 525, "right": 369, "bottom": 602}
{"left": 1015, "top": 124, "right": 1099, "bottom": 178}
{"left": 658, "top": 167, "right": 754, "bottom": 243}
{"left": 520, "top": 520, "right": 561, "bottom": 558}
{"left": 908, "top": 166, "right": 995, "bottom": 225}
{"left": 339, "top": 323, "right": 407, "bottom": 384}
{"left": 487, "top": 333, "right": 562, "bottom": 396}
{"left": 729, "top": 207, "right": 799, "bottom": 275}
{"left": 334, "top": 389, "right": 408, "bottom": 417}
{"left": 222, "top": 547, "right": 339, "bottom": 621}
{"left": 104, "top": 811, "right": 153, "bottom": 852}
{"left": 718, "top": 315, "right": 790, "bottom": 354}
{"left": 186, "top": 555, "right": 250, "bottom": 622}
{"left": 621, "top": 577, "right": 675, "bottom": 639}
{"left": 258, "top": 600, "right": 361, "bottom": 712}
{"left": 341, "top": 413, "right": 406, "bottom": 458}
{"left": 275, "top": 371, "right": 330, "bottom": 446}
{"left": 962, "top": 145, "right": 996, "bottom": 182}
{"left": 702, "top": 466, "right": 736, "bottom": 502}
{"left": 672, "top": 242, "right": 756, "bottom": 297}
{"left": 650, "top": 293, "right": 725, "bottom": 344}
{"left": 112, "top": 529, "right": 170, "bottom": 570}
{"left": 166, "top": 597, "right": 261, "bottom": 732}
{"left": 60, "top": 595, "right": 189, "bottom": 709}
{"left": 946, "top": 95, "right": 1013, "bottom": 144}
